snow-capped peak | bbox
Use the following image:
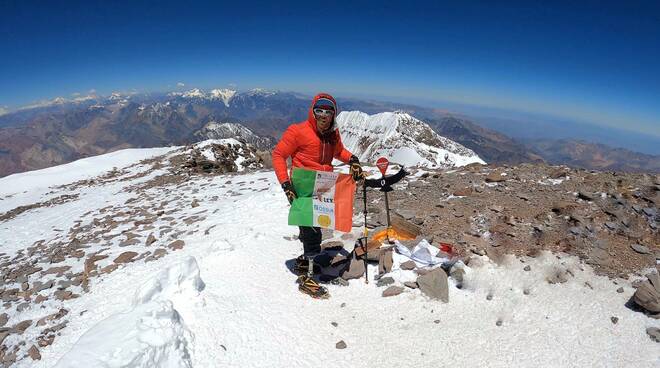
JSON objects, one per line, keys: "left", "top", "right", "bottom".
{"left": 245, "top": 88, "right": 276, "bottom": 97}
{"left": 209, "top": 89, "right": 236, "bottom": 107}
{"left": 194, "top": 122, "right": 273, "bottom": 150}
{"left": 72, "top": 95, "right": 95, "bottom": 103}
{"left": 167, "top": 88, "right": 237, "bottom": 106}
{"left": 168, "top": 88, "right": 205, "bottom": 99}
{"left": 336, "top": 110, "right": 485, "bottom": 168}
{"left": 108, "top": 92, "right": 124, "bottom": 100}
{"left": 182, "top": 88, "right": 205, "bottom": 98}
{"left": 17, "top": 96, "right": 71, "bottom": 111}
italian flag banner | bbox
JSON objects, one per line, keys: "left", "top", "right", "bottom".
{"left": 288, "top": 168, "right": 356, "bottom": 232}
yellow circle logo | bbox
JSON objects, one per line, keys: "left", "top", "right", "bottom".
{"left": 317, "top": 215, "right": 331, "bottom": 227}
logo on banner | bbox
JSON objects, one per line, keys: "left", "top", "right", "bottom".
{"left": 317, "top": 215, "right": 331, "bottom": 227}
{"left": 376, "top": 157, "right": 389, "bottom": 176}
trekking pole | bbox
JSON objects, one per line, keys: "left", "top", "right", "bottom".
{"left": 362, "top": 182, "right": 369, "bottom": 284}
{"left": 383, "top": 188, "right": 393, "bottom": 244}
{"left": 364, "top": 164, "right": 408, "bottom": 246}
{"left": 374, "top": 157, "right": 394, "bottom": 244}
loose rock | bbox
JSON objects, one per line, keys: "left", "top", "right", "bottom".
{"left": 376, "top": 277, "right": 395, "bottom": 287}
{"left": 449, "top": 265, "right": 465, "bottom": 286}
{"left": 632, "top": 273, "right": 660, "bottom": 314}
{"left": 378, "top": 249, "right": 394, "bottom": 274}
{"left": 11, "top": 319, "right": 32, "bottom": 334}
{"left": 84, "top": 254, "right": 108, "bottom": 274}
{"left": 485, "top": 172, "right": 506, "bottom": 183}
{"left": 547, "top": 268, "right": 570, "bottom": 284}
{"left": 27, "top": 345, "right": 41, "bottom": 360}
{"left": 630, "top": 244, "right": 650, "bottom": 255}
{"left": 416, "top": 267, "right": 449, "bottom": 302}
{"left": 146, "top": 233, "right": 157, "bottom": 246}
{"left": 400, "top": 260, "right": 416, "bottom": 270}
{"left": 114, "top": 251, "right": 138, "bottom": 264}
{"left": 336, "top": 340, "right": 347, "bottom": 349}
{"left": 340, "top": 253, "right": 365, "bottom": 280}
{"left": 452, "top": 188, "right": 472, "bottom": 197}
{"left": 54, "top": 290, "right": 75, "bottom": 301}
{"left": 382, "top": 286, "right": 404, "bottom": 297}
{"left": 577, "top": 192, "right": 593, "bottom": 201}
{"left": 646, "top": 327, "right": 660, "bottom": 342}
{"left": 404, "top": 281, "right": 419, "bottom": 289}
{"left": 168, "top": 240, "right": 185, "bottom": 250}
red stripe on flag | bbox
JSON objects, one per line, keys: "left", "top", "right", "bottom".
{"left": 334, "top": 174, "right": 356, "bottom": 232}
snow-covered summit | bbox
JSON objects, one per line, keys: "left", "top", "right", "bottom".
{"left": 108, "top": 92, "right": 126, "bottom": 101}
{"left": 244, "top": 88, "right": 276, "bottom": 97}
{"left": 194, "top": 122, "right": 274, "bottom": 150}
{"left": 181, "top": 88, "right": 205, "bottom": 99}
{"left": 168, "top": 88, "right": 238, "bottom": 106}
{"left": 209, "top": 89, "right": 237, "bottom": 107}
{"left": 336, "top": 111, "right": 485, "bottom": 168}
{"left": 17, "top": 96, "right": 82, "bottom": 111}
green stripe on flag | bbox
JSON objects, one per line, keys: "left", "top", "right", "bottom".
{"left": 291, "top": 168, "right": 317, "bottom": 197}
{"left": 288, "top": 168, "right": 316, "bottom": 227}
{"left": 288, "top": 197, "right": 314, "bottom": 227}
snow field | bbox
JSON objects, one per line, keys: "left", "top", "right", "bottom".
{"left": 0, "top": 147, "right": 176, "bottom": 198}
{"left": 1, "top": 147, "right": 658, "bottom": 368}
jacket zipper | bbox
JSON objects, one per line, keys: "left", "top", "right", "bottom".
{"left": 322, "top": 140, "right": 326, "bottom": 164}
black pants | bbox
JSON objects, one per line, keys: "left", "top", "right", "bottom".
{"left": 299, "top": 226, "right": 321, "bottom": 256}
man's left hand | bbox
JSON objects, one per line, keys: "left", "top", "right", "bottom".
{"left": 349, "top": 155, "right": 364, "bottom": 182}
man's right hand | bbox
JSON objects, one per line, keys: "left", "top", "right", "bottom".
{"left": 282, "top": 181, "right": 297, "bottom": 204}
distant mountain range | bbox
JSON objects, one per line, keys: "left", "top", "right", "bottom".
{"left": 525, "top": 139, "right": 660, "bottom": 173}
{"left": 467, "top": 113, "right": 660, "bottom": 156}
{"left": 0, "top": 88, "right": 657, "bottom": 177}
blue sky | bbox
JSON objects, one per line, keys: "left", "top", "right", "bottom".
{"left": 1, "top": 0, "right": 659, "bottom": 136}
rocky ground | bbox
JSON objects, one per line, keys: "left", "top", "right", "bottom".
{"left": 357, "top": 163, "right": 659, "bottom": 279}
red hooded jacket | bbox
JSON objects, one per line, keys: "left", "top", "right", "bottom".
{"left": 272, "top": 93, "right": 354, "bottom": 184}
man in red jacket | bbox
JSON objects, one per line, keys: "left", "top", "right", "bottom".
{"left": 272, "top": 93, "right": 363, "bottom": 298}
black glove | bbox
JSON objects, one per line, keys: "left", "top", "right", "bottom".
{"left": 349, "top": 155, "right": 364, "bottom": 182}
{"left": 282, "top": 181, "right": 297, "bottom": 204}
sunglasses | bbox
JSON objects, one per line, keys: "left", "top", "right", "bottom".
{"left": 313, "top": 108, "right": 334, "bottom": 117}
